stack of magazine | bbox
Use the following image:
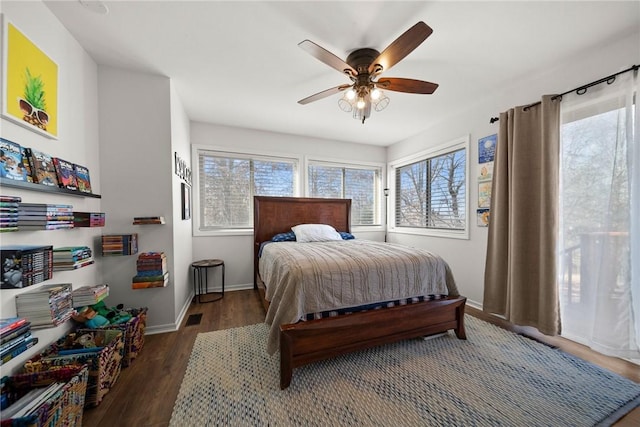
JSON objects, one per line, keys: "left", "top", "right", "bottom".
{"left": 52, "top": 246, "right": 94, "bottom": 271}
{"left": 71, "top": 284, "right": 109, "bottom": 307}
{"left": 15, "top": 284, "right": 73, "bottom": 329}
{"left": 17, "top": 203, "right": 74, "bottom": 231}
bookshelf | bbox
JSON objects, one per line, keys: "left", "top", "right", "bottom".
{"left": 0, "top": 178, "right": 101, "bottom": 199}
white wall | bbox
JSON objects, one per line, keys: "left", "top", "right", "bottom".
{"left": 190, "top": 122, "right": 387, "bottom": 287}
{"left": 0, "top": 1, "right": 102, "bottom": 374}
{"left": 98, "top": 66, "right": 179, "bottom": 333}
{"left": 387, "top": 31, "right": 640, "bottom": 308}
{"left": 170, "top": 81, "right": 193, "bottom": 325}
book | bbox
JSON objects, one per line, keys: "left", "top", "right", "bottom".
{"left": 18, "top": 203, "right": 73, "bottom": 211}
{"left": 0, "top": 332, "right": 32, "bottom": 357}
{"left": 73, "top": 164, "right": 92, "bottom": 193}
{"left": 0, "top": 322, "right": 31, "bottom": 344}
{"left": 52, "top": 157, "right": 78, "bottom": 191}
{"left": 1, "top": 246, "right": 54, "bottom": 289}
{"left": 15, "top": 283, "right": 73, "bottom": 329}
{"left": 5, "top": 380, "right": 63, "bottom": 418}
{"left": 71, "top": 284, "right": 109, "bottom": 307}
{"left": 24, "top": 148, "right": 58, "bottom": 186}
{"left": 133, "top": 216, "right": 165, "bottom": 225}
{"left": 132, "top": 272, "right": 169, "bottom": 289}
{"left": 0, "top": 199, "right": 19, "bottom": 233}
{"left": 53, "top": 246, "right": 92, "bottom": 260}
{"left": 0, "top": 317, "right": 27, "bottom": 335}
{"left": 132, "top": 272, "right": 169, "bottom": 282}
{"left": 0, "top": 138, "right": 28, "bottom": 182}
{"left": 52, "top": 258, "right": 94, "bottom": 271}
{"left": 73, "top": 212, "right": 105, "bottom": 227}
{"left": 20, "top": 147, "right": 34, "bottom": 183}
{"left": 0, "top": 336, "right": 37, "bottom": 366}
{"left": 101, "top": 234, "right": 138, "bottom": 255}
{"left": 17, "top": 223, "right": 75, "bottom": 231}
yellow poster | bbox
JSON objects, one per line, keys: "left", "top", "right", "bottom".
{"left": 4, "top": 21, "right": 58, "bottom": 138}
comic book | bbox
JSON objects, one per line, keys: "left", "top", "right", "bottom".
{"left": 0, "top": 138, "right": 28, "bottom": 182}
{"left": 73, "top": 164, "right": 92, "bottom": 193}
{"left": 25, "top": 148, "right": 59, "bottom": 186}
{"left": 53, "top": 157, "right": 78, "bottom": 191}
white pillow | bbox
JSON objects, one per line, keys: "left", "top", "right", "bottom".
{"left": 291, "top": 224, "right": 342, "bottom": 242}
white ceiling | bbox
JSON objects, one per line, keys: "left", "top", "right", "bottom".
{"left": 44, "top": 1, "right": 640, "bottom": 146}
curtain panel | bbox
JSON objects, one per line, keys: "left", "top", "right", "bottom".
{"left": 484, "top": 95, "right": 561, "bottom": 335}
{"left": 558, "top": 71, "right": 639, "bottom": 358}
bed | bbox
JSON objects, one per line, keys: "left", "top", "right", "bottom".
{"left": 253, "top": 196, "right": 467, "bottom": 389}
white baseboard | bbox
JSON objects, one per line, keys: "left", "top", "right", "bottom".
{"left": 465, "top": 298, "right": 482, "bottom": 311}
{"left": 144, "top": 285, "right": 255, "bottom": 335}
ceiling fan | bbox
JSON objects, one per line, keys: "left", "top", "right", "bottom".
{"left": 298, "top": 21, "right": 439, "bottom": 124}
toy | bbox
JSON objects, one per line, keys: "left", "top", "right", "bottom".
{"left": 92, "top": 301, "right": 132, "bottom": 325}
{"left": 73, "top": 306, "right": 109, "bottom": 328}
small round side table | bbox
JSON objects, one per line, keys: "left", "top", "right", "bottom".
{"left": 191, "top": 259, "right": 225, "bottom": 303}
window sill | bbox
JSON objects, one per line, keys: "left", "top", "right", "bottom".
{"left": 389, "top": 227, "right": 469, "bottom": 240}
{"left": 193, "top": 228, "right": 254, "bottom": 237}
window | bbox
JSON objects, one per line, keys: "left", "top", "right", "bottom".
{"left": 197, "top": 149, "right": 297, "bottom": 231}
{"left": 390, "top": 137, "right": 468, "bottom": 237}
{"left": 308, "top": 161, "right": 381, "bottom": 226}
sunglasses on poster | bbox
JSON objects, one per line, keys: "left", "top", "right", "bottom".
{"left": 18, "top": 98, "right": 49, "bottom": 125}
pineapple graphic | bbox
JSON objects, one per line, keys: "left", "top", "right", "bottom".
{"left": 18, "top": 68, "right": 49, "bottom": 131}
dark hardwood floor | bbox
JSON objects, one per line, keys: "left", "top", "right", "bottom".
{"left": 82, "top": 290, "right": 639, "bottom": 426}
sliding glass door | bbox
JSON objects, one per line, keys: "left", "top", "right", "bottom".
{"left": 558, "top": 72, "right": 638, "bottom": 361}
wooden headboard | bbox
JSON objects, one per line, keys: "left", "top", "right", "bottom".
{"left": 253, "top": 196, "right": 351, "bottom": 288}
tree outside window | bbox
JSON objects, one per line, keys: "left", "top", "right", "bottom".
{"left": 395, "top": 148, "right": 466, "bottom": 230}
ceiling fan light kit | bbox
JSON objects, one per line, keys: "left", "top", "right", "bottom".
{"left": 298, "top": 21, "right": 439, "bottom": 124}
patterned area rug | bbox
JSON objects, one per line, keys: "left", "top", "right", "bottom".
{"left": 170, "top": 316, "right": 640, "bottom": 426}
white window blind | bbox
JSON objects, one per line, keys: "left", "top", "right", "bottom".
{"left": 395, "top": 148, "right": 466, "bottom": 230}
{"left": 198, "top": 150, "right": 297, "bottom": 229}
{"left": 308, "top": 163, "right": 380, "bottom": 225}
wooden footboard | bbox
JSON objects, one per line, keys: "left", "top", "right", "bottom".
{"left": 279, "top": 295, "right": 466, "bottom": 389}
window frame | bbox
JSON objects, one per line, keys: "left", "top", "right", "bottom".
{"left": 387, "top": 135, "right": 470, "bottom": 240}
{"left": 192, "top": 145, "right": 302, "bottom": 237}
{"left": 304, "top": 156, "right": 385, "bottom": 231}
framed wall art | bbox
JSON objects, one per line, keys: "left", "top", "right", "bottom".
{"left": 2, "top": 17, "right": 58, "bottom": 139}
{"left": 478, "top": 181, "right": 492, "bottom": 208}
{"left": 181, "top": 182, "right": 191, "bottom": 220}
{"left": 478, "top": 134, "right": 496, "bottom": 163}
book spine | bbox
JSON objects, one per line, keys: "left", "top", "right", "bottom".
{"left": 0, "top": 318, "right": 27, "bottom": 334}
{"left": 0, "top": 323, "right": 31, "bottom": 343}
{"left": 0, "top": 337, "right": 38, "bottom": 366}
{"left": 0, "top": 331, "right": 31, "bottom": 355}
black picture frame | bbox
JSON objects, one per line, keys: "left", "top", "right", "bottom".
{"left": 181, "top": 182, "right": 191, "bottom": 220}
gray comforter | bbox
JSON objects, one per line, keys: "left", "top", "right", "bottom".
{"left": 259, "top": 239, "right": 458, "bottom": 354}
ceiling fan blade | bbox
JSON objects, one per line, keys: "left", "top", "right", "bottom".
{"left": 299, "top": 40, "right": 357, "bottom": 76}
{"left": 376, "top": 78, "right": 439, "bottom": 94}
{"left": 368, "top": 21, "right": 433, "bottom": 75}
{"left": 298, "top": 84, "right": 351, "bottom": 105}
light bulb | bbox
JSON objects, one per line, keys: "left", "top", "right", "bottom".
{"left": 371, "top": 88, "right": 381, "bottom": 100}
{"left": 356, "top": 98, "right": 366, "bottom": 109}
{"left": 346, "top": 89, "right": 356, "bottom": 100}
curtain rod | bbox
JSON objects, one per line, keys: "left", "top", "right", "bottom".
{"left": 489, "top": 64, "right": 639, "bottom": 124}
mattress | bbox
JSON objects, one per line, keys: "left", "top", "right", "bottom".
{"left": 259, "top": 239, "right": 458, "bottom": 354}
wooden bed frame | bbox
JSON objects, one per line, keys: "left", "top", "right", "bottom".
{"left": 253, "top": 196, "right": 467, "bottom": 389}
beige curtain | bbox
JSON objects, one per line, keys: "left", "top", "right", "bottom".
{"left": 483, "top": 95, "right": 561, "bottom": 335}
